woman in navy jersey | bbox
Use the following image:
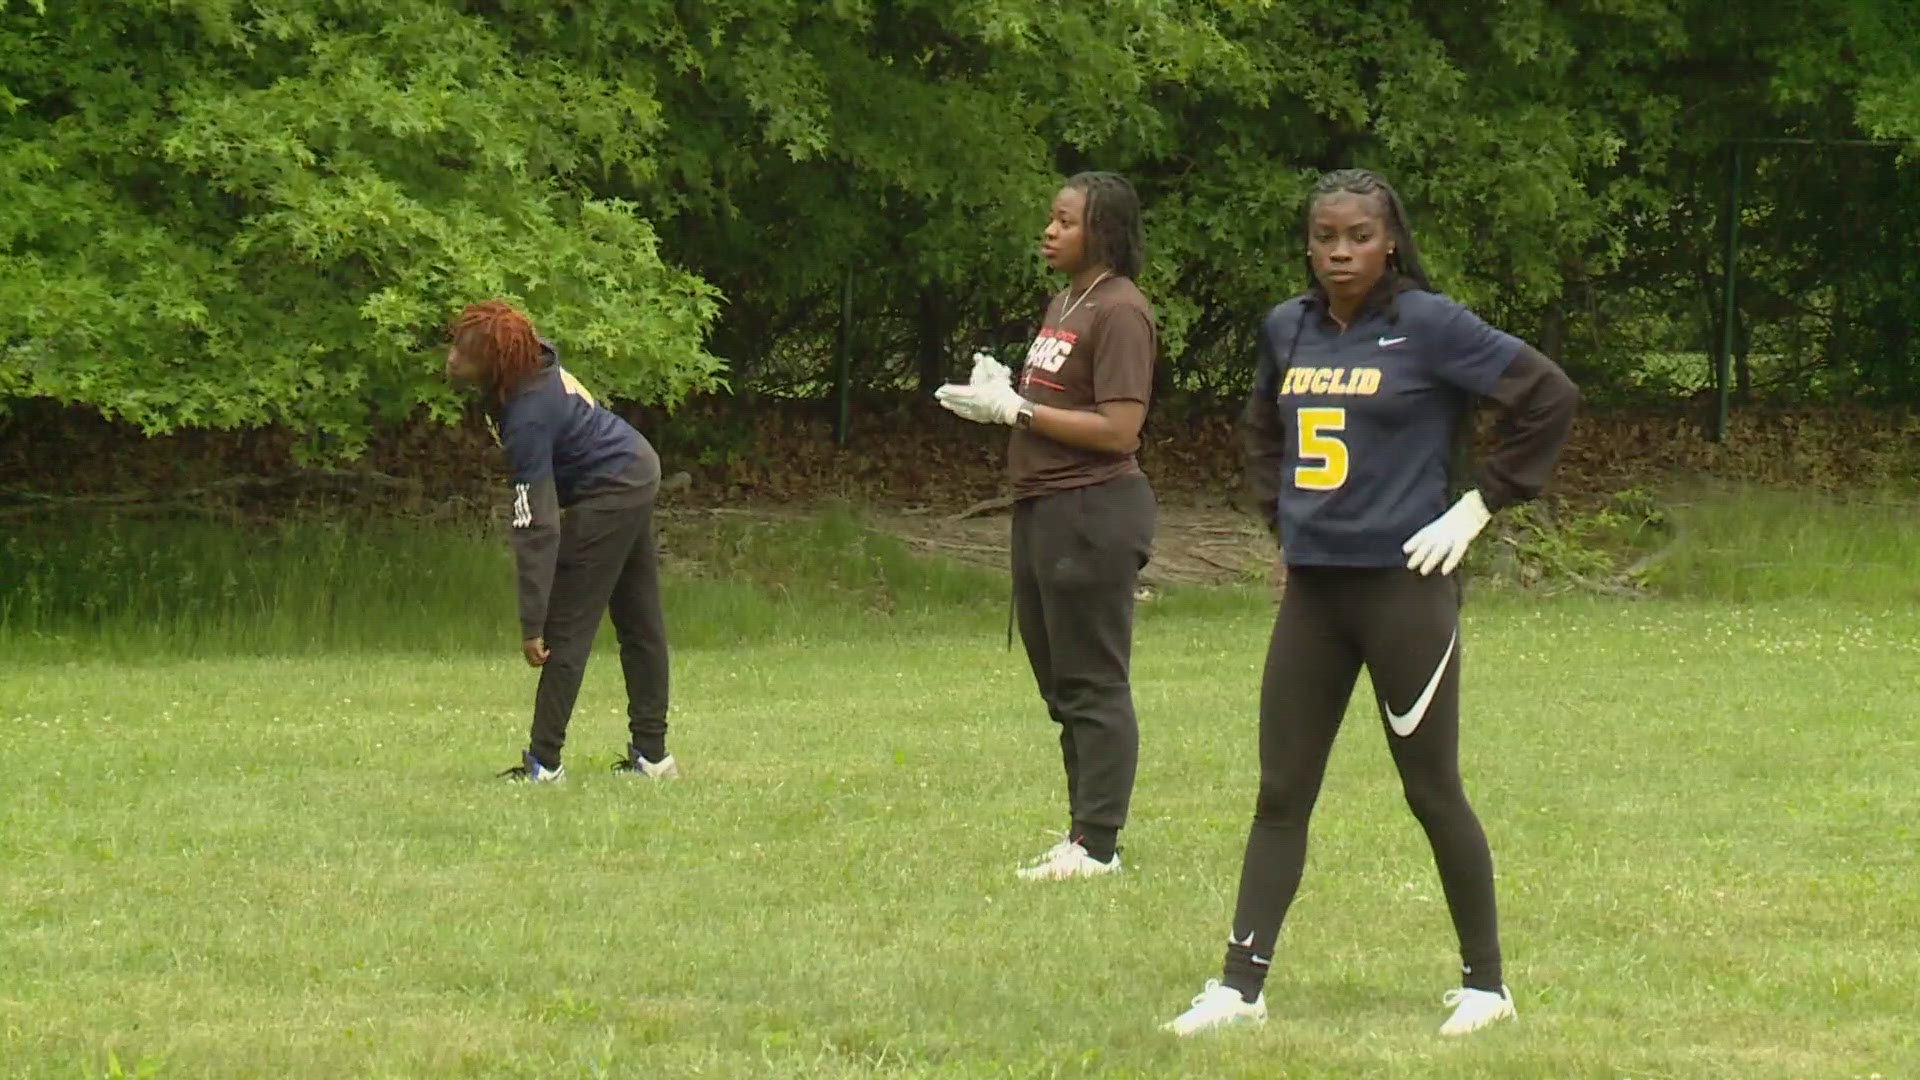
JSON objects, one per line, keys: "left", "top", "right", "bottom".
{"left": 445, "top": 300, "right": 676, "bottom": 783}
{"left": 934, "top": 172, "right": 1158, "bottom": 881}
{"left": 1165, "top": 170, "right": 1579, "bottom": 1037}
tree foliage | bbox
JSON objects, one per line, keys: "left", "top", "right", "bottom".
{"left": 1, "top": 0, "right": 722, "bottom": 452}
{"left": 3, "top": 0, "right": 1917, "bottom": 450}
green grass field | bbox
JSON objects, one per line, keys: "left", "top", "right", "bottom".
{"left": 3, "top": 508, "right": 1917, "bottom": 1077}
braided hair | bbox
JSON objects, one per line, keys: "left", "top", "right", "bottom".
{"left": 451, "top": 299, "right": 543, "bottom": 402}
{"left": 1065, "top": 171, "right": 1145, "bottom": 280}
{"left": 1305, "top": 169, "right": 1434, "bottom": 291}
{"left": 1307, "top": 172, "right": 1479, "bottom": 496}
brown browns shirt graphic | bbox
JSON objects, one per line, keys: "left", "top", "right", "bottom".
{"left": 1007, "top": 275, "right": 1157, "bottom": 498}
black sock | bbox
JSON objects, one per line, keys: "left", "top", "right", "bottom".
{"left": 1072, "top": 824, "right": 1117, "bottom": 864}
{"left": 1223, "top": 941, "right": 1269, "bottom": 1003}
{"left": 1461, "top": 961, "right": 1503, "bottom": 994}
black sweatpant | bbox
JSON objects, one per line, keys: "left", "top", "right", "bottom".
{"left": 1010, "top": 474, "right": 1155, "bottom": 856}
{"left": 1223, "top": 565, "right": 1502, "bottom": 997}
{"left": 527, "top": 480, "right": 670, "bottom": 769}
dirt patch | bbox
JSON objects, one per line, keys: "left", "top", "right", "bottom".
{"left": 858, "top": 502, "right": 1275, "bottom": 589}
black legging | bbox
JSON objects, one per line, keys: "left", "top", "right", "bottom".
{"left": 1223, "top": 565, "right": 1502, "bottom": 996}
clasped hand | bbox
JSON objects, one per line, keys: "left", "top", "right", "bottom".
{"left": 934, "top": 351, "right": 1026, "bottom": 426}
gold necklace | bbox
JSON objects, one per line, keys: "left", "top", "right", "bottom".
{"left": 1054, "top": 270, "right": 1113, "bottom": 323}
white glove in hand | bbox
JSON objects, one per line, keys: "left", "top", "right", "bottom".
{"left": 969, "top": 351, "right": 1012, "bottom": 388}
{"left": 934, "top": 380, "right": 1025, "bottom": 426}
{"left": 1402, "top": 489, "right": 1491, "bottom": 576}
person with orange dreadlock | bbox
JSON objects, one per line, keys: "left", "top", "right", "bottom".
{"left": 445, "top": 299, "right": 677, "bottom": 782}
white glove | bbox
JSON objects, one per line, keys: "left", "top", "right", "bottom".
{"left": 968, "top": 351, "right": 1012, "bottom": 388}
{"left": 934, "top": 380, "right": 1025, "bottom": 426}
{"left": 1402, "top": 489, "right": 1491, "bottom": 576}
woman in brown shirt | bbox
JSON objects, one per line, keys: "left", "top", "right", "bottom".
{"left": 935, "top": 172, "right": 1158, "bottom": 880}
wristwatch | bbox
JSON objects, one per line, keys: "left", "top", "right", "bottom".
{"left": 1015, "top": 402, "right": 1036, "bottom": 429}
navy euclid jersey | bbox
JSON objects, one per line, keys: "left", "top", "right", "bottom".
{"left": 1256, "top": 285, "right": 1521, "bottom": 567}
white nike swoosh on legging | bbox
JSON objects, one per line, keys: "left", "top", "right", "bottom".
{"left": 1385, "top": 630, "right": 1457, "bottom": 737}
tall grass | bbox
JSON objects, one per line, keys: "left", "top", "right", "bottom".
{"left": 664, "top": 508, "right": 1007, "bottom": 642}
{"left": 0, "top": 508, "right": 1009, "bottom": 658}
{"left": 0, "top": 514, "right": 509, "bottom": 656}
{"left": 5, "top": 486, "right": 1913, "bottom": 660}
{"left": 1648, "top": 485, "right": 1920, "bottom": 603}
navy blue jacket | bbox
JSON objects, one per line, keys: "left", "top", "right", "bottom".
{"left": 492, "top": 341, "right": 656, "bottom": 636}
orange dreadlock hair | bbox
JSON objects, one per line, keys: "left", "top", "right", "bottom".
{"left": 451, "top": 299, "right": 543, "bottom": 402}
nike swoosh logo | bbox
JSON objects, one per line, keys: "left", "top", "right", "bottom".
{"left": 1379, "top": 335, "right": 1408, "bottom": 347}
{"left": 1385, "top": 630, "right": 1456, "bottom": 737}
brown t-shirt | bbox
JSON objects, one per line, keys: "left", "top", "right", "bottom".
{"left": 1007, "top": 275, "right": 1157, "bottom": 497}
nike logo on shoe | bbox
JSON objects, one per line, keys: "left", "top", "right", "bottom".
{"left": 1385, "top": 630, "right": 1457, "bottom": 737}
{"left": 1379, "top": 335, "right": 1408, "bottom": 348}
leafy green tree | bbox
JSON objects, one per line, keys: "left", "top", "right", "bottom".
{"left": 6, "top": 0, "right": 1918, "bottom": 455}
{"left": 1, "top": 0, "right": 721, "bottom": 454}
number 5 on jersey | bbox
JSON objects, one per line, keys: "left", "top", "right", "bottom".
{"left": 1294, "top": 407, "right": 1348, "bottom": 491}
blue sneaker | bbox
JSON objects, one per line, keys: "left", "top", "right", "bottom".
{"left": 499, "top": 750, "right": 564, "bottom": 783}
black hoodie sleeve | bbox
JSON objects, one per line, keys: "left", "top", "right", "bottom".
{"left": 1473, "top": 343, "right": 1581, "bottom": 512}
{"left": 499, "top": 405, "right": 562, "bottom": 640}
{"left": 1240, "top": 314, "right": 1290, "bottom": 538}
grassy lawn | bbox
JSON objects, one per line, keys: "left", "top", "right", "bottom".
{"left": 4, "top": 587, "right": 1917, "bottom": 1078}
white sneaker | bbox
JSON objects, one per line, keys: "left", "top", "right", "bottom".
{"left": 1020, "top": 833, "right": 1074, "bottom": 868}
{"left": 1015, "top": 840, "right": 1120, "bottom": 881}
{"left": 1163, "top": 979, "right": 1266, "bottom": 1036}
{"left": 612, "top": 746, "right": 680, "bottom": 780}
{"left": 1439, "top": 985, "right": 1516, "bottom": 1036}
{"left": 499, "top": 751, "right": 564, "bottom": 783}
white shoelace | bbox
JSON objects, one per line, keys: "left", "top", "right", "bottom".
{"left": 1038, "top": 843, "right": 1087, "bottom": 869}
{"left": 1190, "top": 979, "right": 1230, "bottom": 1008}
{"left": 1025, "top": 832, "right": 1073, "bottom": 865}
